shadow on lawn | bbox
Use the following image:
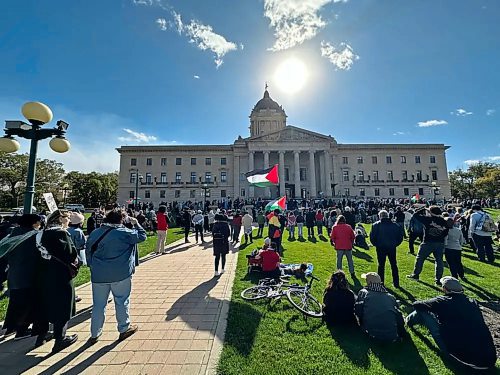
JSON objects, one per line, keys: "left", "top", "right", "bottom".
{"left": 351, "top": 249, "right": 373, "bottom": 262}
{"left": 328, "top": 326, "right": 430, "bottom": 374}
{"left": 462, "top": 280, "right": 499, "bottom": 301}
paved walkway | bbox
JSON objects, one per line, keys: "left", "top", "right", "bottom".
{"left": 0, "top": 233, "right": 239, "bottom": 375}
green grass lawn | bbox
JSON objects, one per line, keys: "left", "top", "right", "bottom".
{"left": 0, "top": 228, "right": 184, "bottom": 321}
{"left": 218, "top": 210, "right": 500, "bottom": 375}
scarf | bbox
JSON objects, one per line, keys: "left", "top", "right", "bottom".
{"left": 366, "top": 282, "right": 387, "bottom": 293}
{"left": 36, "top": 226, "right": 64, "bottom": 260}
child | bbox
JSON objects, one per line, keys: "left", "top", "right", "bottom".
{"left": 444, "top": 217, "right": 466, "bottom": 280}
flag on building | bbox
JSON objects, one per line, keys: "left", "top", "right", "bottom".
{"left": 265, "top": 195, "right": 287, "bottom": 211}
{"left": 245, "top": 164, "right": 279, "bottom": 187}
{"left": 411, "top": 193, "right": 420, "bottom": 203}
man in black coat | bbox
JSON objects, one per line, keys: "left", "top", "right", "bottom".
{"left": 370, "top": 210, "right": 404, "bottom": 287}
{"left": 305, "top": 209, "right": 316, "bottom": 238}
{"left": 343, "top": 207, "right": 356, "bottom": 230}
{"left": 181, "top": 208, "right": 192, "bottom": 243}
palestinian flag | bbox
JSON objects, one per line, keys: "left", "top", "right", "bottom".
{"left": 411, "top": 193, "right": 420, "bottom": 203}
{"left": 265, "top": 196, "right": 287, "bottom": 211}
{"left": 245, "top": 164, "right": 279, "bottom": 187}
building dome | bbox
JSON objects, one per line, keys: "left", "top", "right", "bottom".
{"left": 251, "top": 89, "right": 286, "bottom": 114}
{"left": 249, "top": 87, "right": 287, "bottom": 137}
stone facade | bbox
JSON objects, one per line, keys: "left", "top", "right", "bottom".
{"left": 117, "top": 90, "right": 451, "bottom": 204}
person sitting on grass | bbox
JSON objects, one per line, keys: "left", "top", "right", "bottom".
{"left": 323, "top": 270, "right": 357, "bottom": 326}
{"left": 282, "top": 263, "right": 308, "bottom": 279}
{"left": 405, "top": 276, "right": 497, "bottom": 370}
{"left": 354, "top": 272, "right": 405, "bottom": 342}
{"left": 354, "top": 223, "right": 370, "bottom": 250}
{"left": 255, "top": 242, "right": 281, "bottom": 279}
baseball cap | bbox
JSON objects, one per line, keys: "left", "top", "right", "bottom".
{"left": 440, "top": 276, "right": 463, "bottom": 293}
{"left": 361, "top": 272, "right": 382, "bottom": 284}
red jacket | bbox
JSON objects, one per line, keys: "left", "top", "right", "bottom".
{"left": 330, "top": 223, "right": 355, "bottom": 250}
{"left": 156, "top": 212, "right": 169, "bottom": 231}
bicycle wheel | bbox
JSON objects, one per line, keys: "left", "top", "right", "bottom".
{"left": 286, "top": 289, "right": 323, "bottom": 318}
{"left": 241, "top": 285, "right": 270, "bottom": 300}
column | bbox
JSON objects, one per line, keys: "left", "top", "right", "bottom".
{"left": 325, "top": 151, "right": 333, "bottom": 197}
{"left": 278, "top": 151, "right": 285, "bottom": 197}
{"left": 248, "top": 151, "right": 255, "bottom": 198}
{"left": 309, "top": 150, "right": 316, "bottom": 198}
{"left": 233, "top": 155, "right": 240, "bottom": 198}
{"left": 294, "top": 151, "right": 301, "bottom": 198}
{"left": 263, "top": 151, "right": 270, "bottom": 198}
{"left": 319, "top": 152, "right": 326, "bottom": 195}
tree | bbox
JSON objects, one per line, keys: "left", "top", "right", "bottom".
{"left": 0, "top": 152, "right": 65, "bottom": 208}
{"left": 65, "top": 171, "right": 118, "bottom": 208}
{"left": 449, "top": 162, "right": 500, "bottom": 199}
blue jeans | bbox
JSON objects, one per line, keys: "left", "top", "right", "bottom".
{"left": 288, "top": 225, "right": 295, "bottom": 238}
{"left": 406, "top": 310, "right": 447, "bottom": 353}
{"left": 91, "top": 277, "right": 132, "bottom": 338}
{"left": 336, "top": 250, "right": 354, "bottom": 274}
{"left": 297, "top": 223, "right": 304, "bottom": 238}
{"left": 412, "top": 241, "right": 444, "bottom": 282}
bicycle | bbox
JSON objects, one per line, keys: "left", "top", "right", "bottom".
{"left": 240, "top": 274, "right": 323, "bottom": 318}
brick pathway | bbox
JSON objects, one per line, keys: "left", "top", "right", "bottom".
{"left": 0, "top": 233, "right": 239, "bottom": 375}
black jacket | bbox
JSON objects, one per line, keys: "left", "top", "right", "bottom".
{"left": 7, "top": 227, "right": 40, "bottom": 290}
{"left": 370, "top": 218, "right": 404, "bottom": 250}
{"left": 414, "top": 213, "right": 448, "bottom": 243}
{"left": 323, "top": 288, "right": 357, "bottom": 326}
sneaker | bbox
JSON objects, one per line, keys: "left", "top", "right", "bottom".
{"left": 52, "top": 334, "right": 78, "bottom": 353}
{"left": 118, "top": 325, "right": 138, "bottom": 341}
{"left": 87, "top": 334, "right": 101, "bottom": 345}
{"left": 220, "top": 269, "right": 225, "bottom": 275}
{"left": 14, "top": 329, "right": 33, "bottom": 340}
{"left": 435, "top": 280, "right": 442, "bottom": 286}
{"left": 460, "top": 276, "right": 468, "bottom": 282}
{"left": 75, "top": 296, "right": 82, "bottom": 303}
{"left": 406, "top": 274, "right": 419, "bottom": 280}
{"left": 214, "top": 271, "right": 220, "bottom": 277}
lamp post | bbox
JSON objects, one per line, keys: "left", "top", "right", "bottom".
{"left": 133, "top": 171, "right": 143, "bottom": 210}
{"left": 0, "top": 102, "right": 70, "bottom": 214}
{"left": 62, "top": 184, "right": 70, "bottom": 206}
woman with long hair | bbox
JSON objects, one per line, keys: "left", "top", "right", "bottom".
{"left": 323, "top": 270, "right": 357, "bottom": 326}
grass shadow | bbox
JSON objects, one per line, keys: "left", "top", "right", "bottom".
{"left": 285, "top": 314, "right": 323, "bottom": 334}
{"left": 308, "top": 237, "right": 317, "bottom": 243}
{"left": 318, "top": 235, "right": 329, "bottom": 242}
{"left": 328, "top": 325, "right": 370, "bottom": 368}
{"left": 352, "top": 249, "right": 373, "bottom": 262}
{"left": 298, "top": 237, "right": 307, "bottom": 243}
{"left": 462, "top": 280, "right": 499, "bottom": 301}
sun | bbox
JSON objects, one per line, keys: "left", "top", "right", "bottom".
{"left": 273, "top": 57, "right": 309, "bottom": 94}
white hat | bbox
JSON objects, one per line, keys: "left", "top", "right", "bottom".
{"left": 70, "top": 212, "right": 85, "bottom": 225}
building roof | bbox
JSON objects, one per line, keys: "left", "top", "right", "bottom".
{"left": 251, "top": 89, "right": 286, "bottom": 115}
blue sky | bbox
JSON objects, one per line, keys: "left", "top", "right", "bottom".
{"left": 0, "top": 0, "right": 499, "bottom": 172}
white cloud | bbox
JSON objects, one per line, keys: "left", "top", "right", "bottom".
{"left": 132, "top": 0, "right": 153, "bottom": 5}
{"left": 417, "top": 119, "right": 448, "bottom": 128}
{"left": 464, "top": 159, "right": 481, "bottom": 165}
{"left": 486, "top": 109, "right": 495, "bottom": 116}
{"left": 264, "top": 0, "right": 347, "bottom": 51}
{"left": 193, "top": 75, "right": 200, "bottom": 79}
{"left": 452, "top": 108, "right": 473, "bottom": 116}
{"left": 157, "top": 11, "right": 241, "bottom": 68}
{"left": 393, "top": 131, "right": 406, "bottom": 136}
{"left": 464, "top": 156, "right": 500, "bottom": 165}
{"left": 320, "top": 41, "right": 359, "bottom": 70}
{"left": 118, "top": 128, "right": 158, "bottom": 143}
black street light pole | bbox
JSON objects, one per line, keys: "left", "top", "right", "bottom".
{"left": 132, "top": 169, "right": 143, "bottom": 210}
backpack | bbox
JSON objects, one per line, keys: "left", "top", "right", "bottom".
{"left": 477, "top": 213, "right": 496, "bottom": 233}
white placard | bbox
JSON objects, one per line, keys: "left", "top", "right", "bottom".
{"left": 43, "top": 192, "right": 59, "bottom": 213}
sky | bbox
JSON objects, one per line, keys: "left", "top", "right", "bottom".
{"left": 0, "top": 0, "right": 499, "bottom": 173}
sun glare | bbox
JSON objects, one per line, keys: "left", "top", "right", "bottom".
{"left": 273, "top": 57, "right": 309, "bottom": 94}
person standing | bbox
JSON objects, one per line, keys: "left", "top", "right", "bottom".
{"left": 468, "top": 205, "right": 495, "bottom": 263}
{"left": 182, "top": 208, "right": 192, "bottom": 243}
{"left": 444, "top": 218, "right": 466, "bottom": 280}
{"left": 192, "top": 210, "right": 205, "bottom": 244}
{"left": 343, "top": 207, "right": 356, "bottom": 230}
{"left": 242, "top": 211, "right": 253, "bottom": 244}
{"left": 408, "top": 209, "right": 424, "bottom": 255}
{"left": 256, "top": 211, "right": 266, "bottom": 238}
{"left": 155, "top": 205, "right": 169, "bottom": 254}
{"left": 208, "top": 210, "right": 216, "bottom": 232}
{"left": 231, "top": 211, "right": 242, "bottom": 243}
{"left": 315, "top": 209, "right": 324, "bottom": 236}
{"left": 394, "top": 206, "right": 406, "bottom": 238}
{"left": 330, "top": 215, "right": 355, "bottom": 277}
{"left": 35, "top": 210, "right": 79, "bottom": 353}
{"left": 67, "top": 212, "right": 87, "bottom": 266}
{"left": 268, "top": 209, "right": 282, "bottom": 254}
{"left": 85, "top": 210, "right": 146, "bottom": 344}
{"left": 305, "top": 208, "right": 316, "bottom": 238}
{"left": 370, "top": 210, "right": 404, "bottom": 288}
{"left": 287, "top": 211, "right": 296, "bottom": 240}
{"left": 86, "top": 211, "right": 96, "bottom": 235}
{"left": 296, "top": 210, "right": 305, "bottom": 240}
{"left": 211, "top": 214, "right": 230, "bottom": 276}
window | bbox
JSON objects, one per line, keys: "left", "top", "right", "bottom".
{"left": 145, "top": 190, "right": 151, "bottom": 199}
{"left": 342, "top": 157, "right": 348, "bottom": 164}
{"left": 176, "top": 157, "right": 182, "bottom": 165}
{"left": 402, "top": 170, "right": 408, "bottom": 181}
{"left": 190, "top": 190, "right": 196, "bottom": 198}
{"left": 342, "top": 170, "right": 349, "bottom": 182}
{"left": 129, "top": 191, "right": 135, "bottom": 198}
{"left": 221, "top": 189, "right": 226, "bottom": 198}
{"left": 175, "top": 172, "right": 181, "bottom": 183}
{"left": 404, "top": 188, "right": 409, "bottom": 196}
{"left": 416, "top": 170, "right": 422, "bottom": 181}
{"left": 205, "top": 172, "right": 212, "bottom": 182}
{"left": 191, "top": 158, "right": 196, "bottom": 165}
{"left": 221, "top": 157, "right": 227, "bottom": 165}
{"left": 387, "top": 171, "right": 393, "bottom": 181}
{"left": 389, "top": 188, "right": 395, "bottom": 196}
{"left": 175, "top": 190, "right": 180, "bottom": 198}
{"left": 357, "top": 156, "right": 363, "bottom": 164}
{"left": 130, "top": 158, "right": 137, "bottom": 166}
{"left": 386, "top": 156, "right": 392, "bottom": 164}
{"left": 344, "top": 188, "right": 350, "bottom": 196}
{"left": 432, "top": 170, "right": 438, "bottom": 181}
{"left": 221, "top": 171, "right": 227, "bottom": 183}
{"left": 400, "top": 156, "right": 406, "bottom": 164}
{"left": 372, "top": 156, "right": 378, "bottom": 164}
{"left": 146, "top": 158, "right": 152, "bottom": 166}
{"left": 415, "top": 156, "right": 421, "bottom": 164}
{"left": 358, "top": 171, "right": 364, "bottom": 181}
{"left": 359, "top": 188, "right": 365, "bottom": 196}
{"left": 373, "top": 171, "right": 379, "bottom": 181}
{"left": 284, "top": 168, "right": 290, "bottom": 181}
{"left": 160, "top": 190, "right": 166, "bottom": 199}
{"left": 160, "top": 172, "right": 167, "bottom": 183}
{"left": 374, "top": 188, "right": 380, "bottom": 196}
{"left": 430, "top": 156, "right": 436, "bottom": 164}
{"left": 240, "top": 188, "right": 245, "bottom": 197}
{"left": 145, "top": 173, "right": 152, "bottom": 184}
{"left": 205, "top": 158, "right": 211, "bottom": 165}
{"left": 418, "top": 188, "right": 424, "bottom": 195}
{"left": 300, "top": 168, "right": 307, "bottom": 181}
{"left": 190, "top": 172, "right": 197, "bottom": 183}
{"left": 130, "top": 173, "right": 136, "bottom": 183}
